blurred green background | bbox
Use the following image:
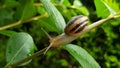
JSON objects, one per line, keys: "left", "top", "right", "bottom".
{"left": 0, "top": 0, "right": 120, "bottom": 68}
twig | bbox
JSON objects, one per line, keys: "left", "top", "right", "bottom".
{"left": 0, "top": 14, "right": 48, "bottom": 30}
{"left": 23, "top": 13, "right": 48, "bottom": 23}
{"left": 4, "top": 47, "right": 47, "bottom": 68}
{"left": 0, "top": 21, "right": 21, "bottom": 31}
{"left": 81, "top": 13, "right": 120, "bottom": 35}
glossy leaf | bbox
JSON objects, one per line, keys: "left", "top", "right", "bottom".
{"left": 0, "top": 30, "right": 16, "bottom": 37}
{"left": 6, "top": 32, "right": 35, "bottom": 65}
{"left": 4, "top": 0, "right": 18, "bottom": 8}
{"left": 40, "top": 0, "right": 66, "bottom": 33}
{"left": 0, "top": 9, "right": 14, "bottom": 26}
{"left": 60, "top": 0, "right": 71, "bottom": 7}
{"left": 38, "top": 18, "right": 59, "bottom": 32}
{"left": 63, "top": 44, "right": 101, "bottom": 68}
{"left": 94, "top": 0, "right": 116, "bottom": 18}
{"left": 15, "top": 0, "right": 36, "bottom": 21}
{"left": 73, "top": 0, "right": 82, "bottom": 7}
{"left": 103, "top": 0, "right": 120, "bottom": 12}
{"left": 76, "top": 7, "right": 89, "bottom": 16}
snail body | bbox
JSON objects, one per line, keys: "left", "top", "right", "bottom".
{"left": 43, "top": 15, "right": 89, "bottom": 54}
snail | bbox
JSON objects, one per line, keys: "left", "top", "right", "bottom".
{"left": 42, "top": 15, "right": 89, "bottom": 54}
{"left": 65, "top": 15, "right": 88, "bottom": 36}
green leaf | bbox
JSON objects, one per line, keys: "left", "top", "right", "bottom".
{"left": 6, "top": 32, "right": 35, "bottom": 65}
{"left": 60, "top": 0, "right": 71, "bottom": 7}
{"left": 73, "top": 0, "right": 82, "bottom": 7}
{"left": 37, "top": 7, "right": 46, "bottom": 14}
{"left": 63, "top": 44, "right": 101, "bottom": 68}
{"left": 103, "top": 0, "right": 120, "bottom": 12}
{"left": 77, "top": 6, "right": 89, "bottom": 16}
{"left": 0, "top": 9, "right": 14, "bottom": 26}
{"left": 0, "top": 30, "right": 17, "bottom": 37}
{"left": 102, "top": 1, "right": 116, "bottom": 14}
{"left": 94, "top": 0, "right": 116, "bottom": 18}
{"left": 4, "top": 0, "right": 18, "bottom": 8}
{"left": 111, "top": 17, "right": 120, "bottom": 26}
{"left": 38, "top": 18, "right": 59, "bottom": 32}
{"left": 15, "top": 0, "right": 36, "bottom": 21}
{"left": 40, "top": 0, "right": 66, "bottom": 33}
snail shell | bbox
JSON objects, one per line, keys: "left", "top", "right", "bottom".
{"left": 64, "top": 15, "right": 88, "bottom": 36}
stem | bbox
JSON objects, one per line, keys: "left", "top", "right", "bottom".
{"left": 0, "top": 21, "right": 22, "bottom": 30}
{"left": 6, "top": 47, "right": 47, "bottom": 68}
{"left": 0, "top": 14, "right": 48, "bottom": 30}
{"left": 80, "top": 13, "right": 120, "bottom": 35}
{"left": 23, "top": 13, "right": 48, "bottom": 23}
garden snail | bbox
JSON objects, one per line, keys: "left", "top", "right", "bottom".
{"left": 65, "top": 15, "right": 88, "bottom": 36}
{"left": 43, "top": 15, "right": 89, "bottom": 54}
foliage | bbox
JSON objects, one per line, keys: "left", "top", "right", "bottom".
{"left": 6, "top": 32, "right": 35, "bottom": 66}
{"left": 0, "top": 0, "right": 120, "bottom": 68}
